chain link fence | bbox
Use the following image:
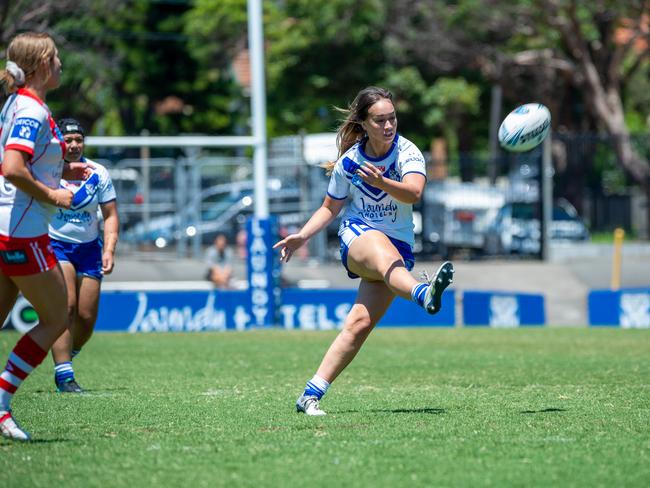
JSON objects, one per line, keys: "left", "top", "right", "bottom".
{"left": 87, "top": 132, "right": 648, "bottom": 263}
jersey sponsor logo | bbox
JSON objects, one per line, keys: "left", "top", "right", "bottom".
{"left": 10, "top": 117, "right": 41, "bottom": 143}
{"left": 55, "top": 208, "right": 93, "bottom": 224}
{"left": 0, "top": 249, "right": 28, "bottom": 265}
{"left": 401, "top": 156, "right": 423, "bottom": 164}
{"left": 360, "top": 197, "right": 398, "bottom": 222}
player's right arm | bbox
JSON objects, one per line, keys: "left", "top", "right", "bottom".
{"left": 2, "top": 149, "right": 73, "bottom": 208}
{"left": 274, "top": 196, "right": 345, "bottom": 263}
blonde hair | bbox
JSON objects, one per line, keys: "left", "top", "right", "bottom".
{"left": 322, "top": 86, "right": 394, "bottom": 175}
{"left": 0, "top": 32, "right": 57, "bottom": 94}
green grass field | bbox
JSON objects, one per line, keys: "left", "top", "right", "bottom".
{"left": 1, "top": 328, "right": 649, "bottom": 487}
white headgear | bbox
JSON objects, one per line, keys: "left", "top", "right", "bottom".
{"left": 6, "top": 61, "right": 26, "bottom": 87}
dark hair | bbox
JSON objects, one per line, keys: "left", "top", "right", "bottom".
{"left": 323, "top": 86, "right": 394, "bottom": 175}
{"left": 57, "top": 118, "right": 84, "bottom": 136}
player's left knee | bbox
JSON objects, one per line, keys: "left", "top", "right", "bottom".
{"left": 77, "top": 311, "right": 96, "bottom": 329}
{"left": 343, "top": 315, "right": 374, "bottom": 338}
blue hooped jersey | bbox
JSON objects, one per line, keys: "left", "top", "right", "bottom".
{"left": 327, "top": 134, "right": 426, "bottom": 246}
{"left": 49, "top": 159, "right": 116, "bottom": 243}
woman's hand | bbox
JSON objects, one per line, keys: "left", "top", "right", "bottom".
{"left": 357, "top": 162, "right": 385, "bottom": 188}
{"left": 102, "top": 250, "right": 115, "bottom": 274}
{"left": 62, "top": 161, "right": 94, "bottom": 180}
{"left": 49, "top": 188, "right": 74, "bottom": 208}
{"left": 273, "top": 232, "right": 308, "bottom": 263}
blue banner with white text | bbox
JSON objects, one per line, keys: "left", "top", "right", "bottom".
{"left": 246, "top": 217, "right": 281, "bottom": 327}
{"left": 2, "top": 288, "right": 456, "bottom": 333}
{"left": 94, "top": 288, "right": 455, "bottom": 332}
{"left": 588, "top": 288, "right": 650, "bottom": 328}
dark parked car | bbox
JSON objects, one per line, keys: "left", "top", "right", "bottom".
{"left": 122, "top": 179, "right": 301, "bottom": 248}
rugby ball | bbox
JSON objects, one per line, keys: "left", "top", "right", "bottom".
{"left": 498, "top": 103, "right": 551, "bottom": 153}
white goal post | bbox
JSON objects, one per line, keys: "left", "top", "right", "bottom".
{"left": 86, "top": 0, "right": 269, "bottom": 218}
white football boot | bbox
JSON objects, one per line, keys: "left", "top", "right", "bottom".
{"left": 423, "top": 261, "right": 455, "bottom": 314}
{"left": 296, "top": 395, "right": 327, "bottom": 416}
{"left": 0, "top": 410, "right": 31, "bottom": 441}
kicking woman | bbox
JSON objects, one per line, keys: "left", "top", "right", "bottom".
{"left": 274, "top": 86, "right": 454, "bottom": 416}
{"left": 49, "top": 118, "right": 119, "bottom": 393}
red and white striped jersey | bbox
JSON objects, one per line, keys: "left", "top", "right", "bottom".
{"left": 0, "top": 88, "right": 65, "bottom": 237}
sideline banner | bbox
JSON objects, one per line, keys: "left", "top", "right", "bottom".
{"left": 94, "top": 288, "right": 456, "bottom": 332}
{"left": 588, "top": 288, "right": 650, "bottom": 328}
{"left": 280, "top": 288, "right": 455, "bottom": 329}
{"left": 246, "top": 217, "right": 281, "bottom": 327}
{"left": 2, "top": 288, "right": 456, "bottom": 333}
{"left": 463, "top": 290, "right": 545, "bottom": 327}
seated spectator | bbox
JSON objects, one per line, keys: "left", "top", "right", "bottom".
{"left": 205, "top": 233, "right": 233, "bottom": 288}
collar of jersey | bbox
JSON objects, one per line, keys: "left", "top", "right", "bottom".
{"left": 358, "top": 133, "right": 399, "bottom": 162}
{"left": 17, "top": 88, "right": 45, "bottom": 106}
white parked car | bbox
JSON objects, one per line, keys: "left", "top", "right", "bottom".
{"left": 484, "top": 198, "right": 589, "bottom": 256}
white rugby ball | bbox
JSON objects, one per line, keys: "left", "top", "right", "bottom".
{"left": 498, "top": 103, "right": 551, "bottom": 152}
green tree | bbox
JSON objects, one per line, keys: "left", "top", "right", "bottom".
{"left": 385, "top": 0, "right": 650, "bottom": 225}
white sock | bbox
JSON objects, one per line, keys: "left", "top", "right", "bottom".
{"left": 304, "top": 374, "right": 330, "bottom": 399}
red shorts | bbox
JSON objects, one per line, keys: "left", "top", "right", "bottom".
{"left": 0, "top": 234, "right": 58, "bottom": 276}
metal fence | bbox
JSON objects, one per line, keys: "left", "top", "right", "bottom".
{"left": 88, "top": 132, "right": 648, "bottom": 262}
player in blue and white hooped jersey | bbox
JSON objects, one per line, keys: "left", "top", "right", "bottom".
{"left": 48, "top": 118, "right": 119, "bottom": 394}
{"left": 274, "top": 87, "right": 454, "bottom": 416}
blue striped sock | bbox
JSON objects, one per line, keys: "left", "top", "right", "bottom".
{"left": 54, "top": 362, "right": 75, "bottom": 384}
{"left": 303, "top": 375, "right": 330, "bottom": 400}
{"left": 411, "top": 283, "right": 429, "bottom": 307}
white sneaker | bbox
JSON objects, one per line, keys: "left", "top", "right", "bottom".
{"left": 423, "top": 261, "right": 455, "bottom": 314}
{"left": 296, "top": 395, "right": 327, "bottom": 416}
{"left": 0, "top": 410, "right": 31, "bottom": 441}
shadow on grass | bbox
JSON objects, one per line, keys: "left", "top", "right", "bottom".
{"left": 1, "top": 437, "right": 69, "bottom": 445}
{"left": 335, "top": 407, "right": 446, "bottom": 415}
{"left": 32, "top": 387, "right": 128, "bottom": 394}
{"left": 520, "top": 407, "right": 567, "bottom": 414}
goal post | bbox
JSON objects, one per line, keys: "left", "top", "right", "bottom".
{"left": 85, "top": 0, "right": 279, "bottom": 327}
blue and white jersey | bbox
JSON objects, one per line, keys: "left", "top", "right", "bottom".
{"left": 49, "top": 159, "right": 116, "bottom": 243}
{"left": 327, "top": 134, "right": 426, "bottom": 246}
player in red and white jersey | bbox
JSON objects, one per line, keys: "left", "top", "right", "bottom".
{"left": 0, "top": 32, "right": 87, "bottom": 441}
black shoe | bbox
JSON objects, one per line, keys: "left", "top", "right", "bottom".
{"left": 423, "top": 261, "right": 455, "bottom": 314}
{"left": 56, "top": 379, "right": 84, "bottom": 393}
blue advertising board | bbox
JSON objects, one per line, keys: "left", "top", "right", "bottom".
{"left": 280, "top": 288, "right": 455, "bottom": 329}
{"left": 463, "top": 290, "right": 545, "bottom": 327}
{"left": 588, "top": 288, "right": 650, "bottom": 328}
{"left": 91, "top": 288, "right": 456, "bottom": 332}
{"left": 246, "top": 217, "right": 281, "bottom": 327}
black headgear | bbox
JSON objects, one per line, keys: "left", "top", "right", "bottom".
{"left": 57, "top": 118, "right": 85, "bottom": 136}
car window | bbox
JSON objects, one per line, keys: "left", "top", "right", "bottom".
{"left": 552, "top": 206, "right": 574, "bottom": 221}
{"left": 511, "top": 203, "right": 536, "bottom": 220}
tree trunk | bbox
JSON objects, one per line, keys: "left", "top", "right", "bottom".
{"left": 645, "top": 184, "right": 650, "bottom": 240}
{"left": 589, "top": 87, "right": 650, "bottom": 186}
